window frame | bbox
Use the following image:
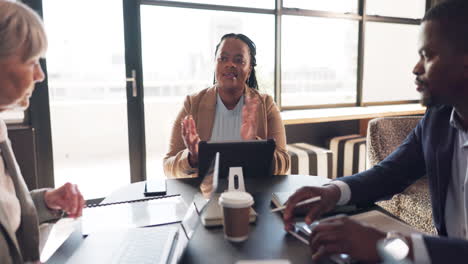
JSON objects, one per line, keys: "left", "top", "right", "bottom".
{"left": 20, "top": 0, "right": 55, "bottom": 189}
{"left": 143, "top": 0, "right": 428, "bottom": 110}
{"left": 280, "top": 0, "right": 427, "bottom": 109}
{"left": 24, "top": 0, "right": 431, "bottom": 189}
{"left": 26, "top": 0, "right": 430, "bottom": 112}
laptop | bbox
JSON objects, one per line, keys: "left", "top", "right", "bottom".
{"left": 66, "top": 154, "right": 220, "bottom": 264}
{"left": 66, "top": 205, "right": 199, "bottom": 264}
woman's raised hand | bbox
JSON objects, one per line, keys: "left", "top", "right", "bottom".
{"left": 181, "top": 115, "right": 201, "bottom": 166}
{"left": 241, "top": 96, "right": 259, "bottom": 140}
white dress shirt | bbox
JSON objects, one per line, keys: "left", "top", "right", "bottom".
{"left": 444, "top": 110, "right": 468, "bottom": 239}
{"left": 331, "top": 109, "right": 468, "bottom": 264}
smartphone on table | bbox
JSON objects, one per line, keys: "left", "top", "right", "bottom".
{"left": 144, "top": 178, "right": 167, "bottom": 196}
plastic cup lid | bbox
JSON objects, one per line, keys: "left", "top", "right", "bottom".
{"left": 218, "top": 191, "right": 254, "bottom": 208}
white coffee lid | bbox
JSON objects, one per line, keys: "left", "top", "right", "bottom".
{"left": 218, "top": 191, "right": 254, "bottom": 208}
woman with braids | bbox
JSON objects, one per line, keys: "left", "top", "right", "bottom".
{"left": 164, "top": 33, "right": 290, "bottom": 178}
{"left": 0, "top": 1, "right": 84, "bottom": 263}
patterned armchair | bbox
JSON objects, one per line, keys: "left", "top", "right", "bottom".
{"left": 367, "top": 116, "right": 436, "bottom": 234}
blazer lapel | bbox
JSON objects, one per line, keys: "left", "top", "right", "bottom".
{"left": 245, "top": 88, "right": 266, "bottom": 137}
{"left": 0, "top": 195, "right": 21, "bottom": 254}
{"left": 197, "top": 86, "right": 266, "bottom": 140}
{"left": 197, "top": 86, "right": 217, "bottom": 141}
{"left": 0, "top": 140, "right": 40, "bottom": 261}
{"left": 0, "top": 143, "right": 22, "bottom": 259}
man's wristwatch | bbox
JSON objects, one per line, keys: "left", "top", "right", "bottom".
{"left": 380, "top": 231, "right": 410, "bottom": 261}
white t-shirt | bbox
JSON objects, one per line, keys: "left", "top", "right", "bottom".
{"left": 210, "top": 93, "right": 243, "bottom": 141}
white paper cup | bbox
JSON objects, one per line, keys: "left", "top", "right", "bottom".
{"left": 219, "top": 191, "right": 254, "bottom": 242}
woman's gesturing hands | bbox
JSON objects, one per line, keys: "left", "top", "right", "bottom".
{"left": 182, "top": 115, "right": 201, "bottom": 166}
{"left": 182, "top": 96, "right": 258, "bottom": 166}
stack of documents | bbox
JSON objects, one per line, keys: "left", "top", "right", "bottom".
{"left": 81, "top": 195, "right": 187, "bottom": 235}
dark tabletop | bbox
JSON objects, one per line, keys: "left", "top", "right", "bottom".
{"left": 47, "top": 175, "right": 335, "bottom": 264}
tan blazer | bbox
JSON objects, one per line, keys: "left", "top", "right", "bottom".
{"left": 163, "top": 86, "right": 290, "bottom": 178}
{"left": 0, "top": 123, "right": 60, "bottom": 264}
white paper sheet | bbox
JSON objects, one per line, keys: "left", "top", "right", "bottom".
{"left": 39, "top": 218, "right": 77, "bottom": 263}
{"left": 81, "top": 196, "right": 187, "bottom": 235}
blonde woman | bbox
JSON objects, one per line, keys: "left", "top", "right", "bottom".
{"left": 0, "top": 1, "right": 85, "bottom": 263}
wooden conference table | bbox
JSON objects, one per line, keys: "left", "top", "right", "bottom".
{"left": 48, "top": 175, "right": 344, "bottom": 264}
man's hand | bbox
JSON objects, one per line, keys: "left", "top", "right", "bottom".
{"left": 309, "top": 216, "right": 386, "bottom": 263}
{"left": 241, "top": 96, "right": 259, "bottom": 140}
{"left": 181, "top": 115, "right": 201, "bottom": 166}
{"left": 44, "top": 182, "right": 85, "bottom": 218}
{"left": 283, "top": 185, "right": 341, "bottom": 231}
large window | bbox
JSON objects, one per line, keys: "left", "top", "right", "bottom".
{"left": 158, "top": 0, "right": 274, "bottom": 9}
{"left": 33, "top": 0, "right": 427, "bottom": 199}
{"left": 283, "top": 0, "right": 357, "bottom": 13}
{"left": 140, "top": 6, "right": 274, "bottom": 177}
{"left": 366, "top": 0, "right": 426, "bottom": 19}
{"left": 362, "top": 22, "right": 420, "bottom": 103}
{"left": 136, "top": 0, "right": 425, "bottom": 110}
{"left": 280, "top": 1, "right": 425, "bottom": 108}
{"left": 43, "top": 0, "right": 131, "bottom": 199}
{"left": 282, "top": 16, "right": 358, "bottom": 107}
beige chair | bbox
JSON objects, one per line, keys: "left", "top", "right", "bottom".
{"left": 367, "top": 116, "right": 436, "bottom": 234}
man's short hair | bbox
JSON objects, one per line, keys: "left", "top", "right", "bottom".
{"left": 423, "top": 0, "right": 468, "bottom": 53}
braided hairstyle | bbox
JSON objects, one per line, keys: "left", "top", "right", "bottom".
{"left": 213, "top": 33, "right": 259, "bottom": 90}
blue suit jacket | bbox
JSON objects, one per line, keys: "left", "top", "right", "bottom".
{"left": 339, "top": 105, "right": 468, "bottom": 263}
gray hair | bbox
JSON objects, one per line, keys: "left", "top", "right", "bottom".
{"left": 0, "top": 0, "right": 48, "bottom": 60}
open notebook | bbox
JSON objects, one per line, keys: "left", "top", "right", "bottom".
{"left": 81, "top": 194, "right": 187, "bottom": 235}
{"left": 271, "top": 191, "right": 357, "bottom": 216}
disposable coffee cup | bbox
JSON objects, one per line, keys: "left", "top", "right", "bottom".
{"left": 218, "top": 191, "right": 254, "bottom": 242}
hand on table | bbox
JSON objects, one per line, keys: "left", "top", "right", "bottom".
{"left": 309, "top": 216, "right": 386, "bottom": 263}
{"left": 44, "top": 182, "right": 85, "bottom": 218}
{"left": 283, "top": 185, "right": 341, "bottom": 231}
{"left": 181, "top": 115, "right": 201, "bottom": 166}
{"left": 241, "top": 96, "right": 259, "bottom": 140}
